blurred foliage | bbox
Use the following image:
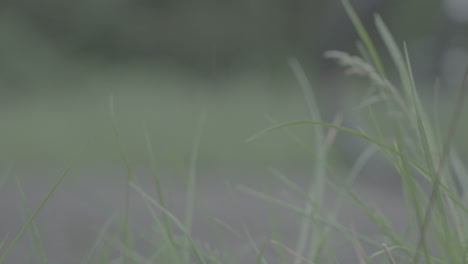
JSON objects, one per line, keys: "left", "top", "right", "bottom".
{"left": 1, "top": 0, "right": 468, "bottom": 169}
{"left": 0, "top": 0, "right": 445, "bottom": 77}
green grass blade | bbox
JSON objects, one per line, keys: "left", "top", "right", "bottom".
{"left": 374, "top": 15, "right": 410, "bottom": 103}
{"left": 412, "top": 59, "right": 468, "bottom": 264}
{"left": 255, "top": 240, "right": 268, "bottom": 264}
{"left": 393, "top": 119, "right": 430, "bottom": 248}
{"left": 265, "top": 204, "right": 286, "bottom": 264}
{"left": 451, "top": 149, "right": 468, "bottom": 203}
{"left": 110, "top": 95, "right": 134, "bottom": 264}
{"left": 243, "top": 226, "right": 267, "bottom": 264}
{"left": 236, "top": 184, "right": 377, "bottom": 247}
{"left": 247, "top": 120, "right": 428, "bottom": 173}
{"left": 183, "top": 113, "right": 206, "bottom": 264}
{"left": 341, "top": 0, "right": 385, "bottom": 77}
{"left": 328, "top": 178, "right": 405, "bottom": 246}
{"left": 237, "top": 184, "right": 313, "bottom": 216}
{"left": 312, "top": 145, "right": 380, "bottom": 263}
{"left": 288, "top": 58, "right": 323, "bottom": 125}
{"left": 248, "top": 121, "right": 468, "bottom": 215}
{"left": 214, "top": 218, "right": 243, "bottom": 239}
{"left": 265, "top": 114, "right": 315, "bottom": 156}
{"left": 130, "top": 182, "right": 208, "bottom": 264}
{"left": 0, "top": 144, "right": 86, "bottom": 263}
{"left": 15, "top": 176, "right": 49, "bottom": 264}
{"left": 138, "top": 184, "right": 180, "bottom": 263}
{"left": 269, "top": 168, "right": 308, "bottom": 200}
{"left": 0, "top": 234, "right": 8, "bottom": 252}
{"left": 404, "top": 46, "right": 437, "bottom": 264}
{"left": 356, "top": 40, "right": 373, "bottom": 66}
{"left": 80, "top": 212, "right": 117, "bottom": 264}
{"left": 288, "top": 57, "right": 328, "bottom": 263}
{"left": 144, "top": 127, "right": 175, "bottom": 246}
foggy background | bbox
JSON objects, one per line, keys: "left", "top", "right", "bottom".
{"left": 1, "top": 1, "right": 468, "bottom": 263}
{"left": 1, "top": 0, "right": 467, "bottom": 169}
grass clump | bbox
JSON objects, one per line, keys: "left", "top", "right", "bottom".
{"left": 1, "top": 1, "right": 468, "bottom": 263}
{"left": 247, "top": 1, "right": 468, "bottom": 263}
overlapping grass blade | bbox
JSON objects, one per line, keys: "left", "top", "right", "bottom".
{"left": 0, "top": 145, "right": 86, "bottom": 263}
{"left": 110, "top": 95, "right": 134, "bottom": 264}
{"left": 341, "top": 0, "right": 385, "bottom": 77}
{"left": 236, "top": 183, "right": 377, "bottom": 247}
{"left": 183, "top": 113, "right": 206, "bottom": 264}
{"left": 15, "top": 176, "right": 49, "bottom": 264}
{"left": 131, "top": 182, "right": 208, "bottom": 264}
{"left": 0, "top": 235, "right": 8, "bottom": 252}
{"left": 288, "top": 57, "right": 328, "bottom": 264}
{"left": 144, "top": 127, "right": 176, "bottom": 247}
{"left": 255, "top": 240, "right": 268, "bottom": 264}
{"left": 80, "top": 212, "right": 117, "bottom": 264}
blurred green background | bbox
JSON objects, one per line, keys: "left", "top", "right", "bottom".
{"left": 1, "top": 0, "right": 467, "bottom": 171}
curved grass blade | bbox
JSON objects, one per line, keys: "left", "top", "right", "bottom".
{"left": 16, "top": 177, "right": 48, "bottom": 264}
{"left": 413, "top": 63, "right": 468, "bottom": 264}
{"left": 246, "top": 119, "right": 468, "bottom": 215}
{"left": 270, "top": 240, "right": 313, "bottom": 264}
{"left": 109, "top": 95, "right": 134, "bottom": 264}
{"left": 341, "top": 0, "right": 385, "bottom": 77}
{"left": 236, "top": 184, "right": 378, "bottom": 248}
{"left": 130, "top": 182, "right": 208, "bottom": 264}
{"left": 374, "top": 15, "right": 410, "bottom": 102}
{"left": 246, "top": 120, "right": 407, "bottom": 164}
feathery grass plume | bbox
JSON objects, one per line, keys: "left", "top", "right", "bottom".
{"left": 324, "top": 50, "right": 386, "bottom": 87}
{"left": 324, "top": 50, "right": 406, "bottom": 111}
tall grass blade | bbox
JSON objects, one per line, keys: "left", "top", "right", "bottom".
{"left": 80, "top": 212, "right": 117, "bottom": 264}
{"left": 237, "top": 184, "right": 377, "bottom": 246}
{"left": 288, "top": 57, "right": 328, "bottom": 263}
{"left": 0, "top": 235, "right": 8, "bottom": 252}
{"left": 214, "top": 218, "right": 243, "bottom": 239}
{"left": 15, "top": 176, "right": 49, "bottom": 264}
{"left": 255, "top": 240, "right": 268, "bottom": 264}
{"left": 243, "top": 226, "right": 267, "bottom": 264}
{"left": 270, "top": 240, "right": 314, "bottom": 264}
{"left": 0, "top": 145, "right": 86, "bottom": 263}
{"left": 413, "top": 64, "right": 468, "bottom": 264}
{"left": 247, "top": 120, "right": 427, "bottom": 173}
{"left": 341, "top": 0, "right": 385, "bottom": 77}
{"left": 451, "top": 150, "right": 468, "bottom": 203}
{"left": 237, "top": 184, "right": 309, "bottom": 216}
{"left": 393, "top": 121, "right": 425, "bottom": 243}
{"left": 138, "top": 182, "right": 180, "bottom": 263}
{"left": 110, "top": 95, "right": 134, "bottom": 264}
{"left": 130, "top": 182, "right": 208, "bottom": 264}
{"left": 183, "top": 112, "right": 206, "bottom": 264}
{"left": 144, "top": 127, "right": 175, "bottom": 247}
{"left": 374, "top": 15, "right": 410, "bottom": 103}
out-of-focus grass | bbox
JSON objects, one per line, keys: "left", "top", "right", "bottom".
{"left": 1, "top": 63, "right": 466, "bottom": 171}
{"left": 2, "top": 1, "right": 468, "bottom": 263}
{"left": 0, "top": 68, "right": 324, "bottom": 170}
